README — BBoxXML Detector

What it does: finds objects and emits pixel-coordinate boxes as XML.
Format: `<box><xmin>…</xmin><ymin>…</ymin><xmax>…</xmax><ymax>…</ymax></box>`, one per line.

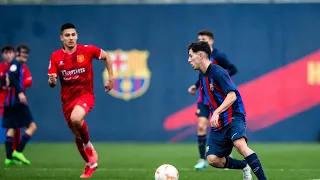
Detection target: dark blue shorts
<box><xmin>2</xmin><ymin>103</ymin><xmax>34</xmax><ymax>129</ymax></box>
<box><xmin>196</xmin><ymin>102</ymin><xmax>210</xmax><ymax>118</ymax></box>
<box><xmin>205</xmin><ymin>117</ymin><xmax>247</xmax><ymax>158</ymax></box>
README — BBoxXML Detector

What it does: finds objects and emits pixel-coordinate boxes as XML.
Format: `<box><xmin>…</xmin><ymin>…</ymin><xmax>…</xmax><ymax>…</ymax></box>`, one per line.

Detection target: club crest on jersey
<box><xmin>210</xmin><ymin>84</ymin><xmax>214</xmax><ymax>91</ymax></box>
<box><xmin>77</xmin><ymin>54</ymin><xmax>84</xmax><ymax>63</ymax></box>
<box><xmin>103</xmin><ymin>49</ymin><xmax>151</xmax><ymax>101</ymax></box>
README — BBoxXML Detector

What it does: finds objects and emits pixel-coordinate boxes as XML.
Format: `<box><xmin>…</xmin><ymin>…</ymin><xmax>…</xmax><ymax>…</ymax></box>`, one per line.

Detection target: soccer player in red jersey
<box><xmin>47</xmin><ymin>23</ymin><xmax>114</xmax><ymax>178</ymax></box>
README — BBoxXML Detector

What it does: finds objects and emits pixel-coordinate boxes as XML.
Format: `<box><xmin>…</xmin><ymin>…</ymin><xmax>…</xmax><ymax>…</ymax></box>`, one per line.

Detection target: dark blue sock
<box><xmin>16</xmin><ymin>133</ymin><xmax>31</xmax><ymax>153</ymax></box>
<box><xmin>224</xmin><ymin>156</ymin><xmax>247</xmax><ymax>169</ymax></box>
<box><xmin>5</xmin><ymin>136</ymin><xmax>13</xmax><ymax>159</ymax></box>
<box><xmin>245</xmin><ymin>153</ymin><xmax>267</xmax><ymax>180</ymax></box>
<box><xmin>197</xmin><ymin>135</ymin><xmax>206</xmax><ymax>159</ymax></box>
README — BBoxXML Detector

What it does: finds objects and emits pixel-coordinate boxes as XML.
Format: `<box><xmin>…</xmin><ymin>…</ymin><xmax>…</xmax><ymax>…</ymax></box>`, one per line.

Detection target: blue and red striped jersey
<box><xmin>1</xmin><ymin>59</ymin><xmax>24</xmax><ymax>106</ymax></box>
<box><xmin>196</xmin><ymin>48</ymin><xmax>237</xmax><ymax>105</ymax></box>
<box><xmin>200</xmin><ymin>63</ymin><xmax>246</xmax><ymax>131</ymax></box>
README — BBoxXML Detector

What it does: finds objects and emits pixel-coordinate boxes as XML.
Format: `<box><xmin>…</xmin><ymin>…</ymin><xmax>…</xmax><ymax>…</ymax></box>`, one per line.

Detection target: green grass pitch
<box><xmin>1</xmin><ymin>143</ymin><xmax>320</xmax><ymax>180</ymax></box>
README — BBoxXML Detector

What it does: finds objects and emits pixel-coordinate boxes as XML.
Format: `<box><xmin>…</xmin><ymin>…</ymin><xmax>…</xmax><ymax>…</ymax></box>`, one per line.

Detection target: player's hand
<box><xmin>48</xmin><ymin>74</ymin><xmax>57</xmax><ymax>86</ymax></box>
<box><xmin>104</xmin><ymin>77</ymin><xmax>114</xmax><ymax>92</ymax></box>
<box><xmin>18</xmin><ymin>92</ymin><xmax>27</xmax><ymax>104</ymax></box>
<box><xmin>210</xmin><ymin>111</ymin><xmax>219</xmax><ymax>127</ymax></box>
<box><xmin>188</xmin><ymin>85</ymin><xmax>197</xmax><ymax>95</ymax></box>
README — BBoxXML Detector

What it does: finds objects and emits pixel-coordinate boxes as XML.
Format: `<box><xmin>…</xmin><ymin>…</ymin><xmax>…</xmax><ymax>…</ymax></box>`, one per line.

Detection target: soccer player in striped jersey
<box><xmin>188</xmin><ymin>41</ymin><xmax>268</xmax><ymax>180</ymax></box>
<box><xmin>2</xmin><ymin>45</ymin><xmax>37</xmax><ymax>166</ymax></box>
<box><xmin>188</xmin><ymin>30</ymin><xmax>237</xmax><ymax>170</ymax></box>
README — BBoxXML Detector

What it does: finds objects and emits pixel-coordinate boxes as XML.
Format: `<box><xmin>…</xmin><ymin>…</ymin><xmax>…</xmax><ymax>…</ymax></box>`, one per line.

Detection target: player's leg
<box><xmin>64</xmin><ymin>104</ymin><xmax>97</xmax><ymax>178</ymax></box>
<box><xmin>194</xmin><ymin>103</ymin><xmax>210</xmax><ymax>170</ymax></box>
<box><xmin>231</xmin><ymin>118</ymin><xmax>267</xmax><ymax>180</ymax></box>
<box><xmin>13</xmin><ymin>122</ymin><xmax>37</xmax><ymax>165</ymax></box>
<box><xmin>10</xmin><ymin>104</ymin><xmax>36</xmax><ymax>164</ymax></box>
<box><xmin>206</xmin><ymin>127</ymin><xmax>248</xmax><ymax>169</ymax></box>
<box><xmin>4</xmin><ymin>128</ymin><xmax>16</xmax><ymax>165</ymax></box>
<box><xmin>12</xmin><ymin>105</ymin><xmax>37</xmax><ymax>165</ymax></box>
<box><xmin>69</xmin><ymin>123</ymin><xmax>97</xmax><ymax>179</ymax></box>
<box><xmin>12</xmin><ymin>128</ymin><xmax>21</xmax><ymax>150</ymax></box>
<box><xmin>6</xmin><ymin>127</ymin><xmax>19</xmax><ymax>150</ymax></box>
<box><xmin>70</xmin><ymin>105</ymin><xmax>97</xmax><ymax>161</ymax></box>
<box><xmin>69</xmin><ymin>99</ymin><xmax>97</xmax><ymax>178</ymax></box>
<box><xmin>67</xmin><ymin>121</ymin><xmax>90</xmax><ymax>164</ymax></box>
<box><xmin>3</xmin><ymin>106</ymin><xmax>22</xmax><ymax>165</ymax></box>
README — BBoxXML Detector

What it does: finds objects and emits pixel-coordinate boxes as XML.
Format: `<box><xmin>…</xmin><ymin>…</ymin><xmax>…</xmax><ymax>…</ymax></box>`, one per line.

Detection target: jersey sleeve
<box><xmin>86</xmin><ymin>45</ymin><xmax>102</xmax><ymax>60</ymax></box>
<box><xmin>48</xmin><ymin>53</ymin><xmax>58</xmax><ymax>76</ymax></box>
<box><xmin>215</xmin><ymin>53</ymin><xmax>238</xmax><ymax>76</ymax></box>
<box><xmin>213</xmin><ymin>67</ymin><xmax>237</xmax><ymax>96</ymax></box>
<box><xmin>8</xmin><ymin>62</ymin><xmax>22</xmax><ymax>93</ymax></box>
<box><xmin>23</xmin><ymin>65</ymin><xmax>33</xmax><ymax>87</ymax></box>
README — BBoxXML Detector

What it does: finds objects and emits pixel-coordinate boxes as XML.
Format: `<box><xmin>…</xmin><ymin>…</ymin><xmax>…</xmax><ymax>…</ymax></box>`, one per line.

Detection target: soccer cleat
<box><xmin>242</xmin><ymin>164</ymin><xmax>253</xmax><ymax>180</ymax></box>
<box><xmin>4</xmin><ymin>158</ymin><xmax>23</xmax><ymax>166</ymax></box>
<box><xmin>12</xmin><ymin>151</ymin><xmax>31</xmax><ymax>165</ymax></box>
<box><xmin>85</xmin><ymin>146</ymin><xmax>98</xmax><ymax>164</ymax></box>
<box><xmin>194</xmin><ymin>159</ymin><xmax>209</xmax><ymax>171</ymax></box>
<box><xmin>80</xmin><ymin>163</ymin><xmax>98</xmax><ymax>178</ymax></box>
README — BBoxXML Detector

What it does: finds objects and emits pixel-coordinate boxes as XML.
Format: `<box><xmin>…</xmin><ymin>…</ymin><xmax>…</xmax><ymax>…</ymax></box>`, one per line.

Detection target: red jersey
<box><xmin>22</xmin><ymin>64</ymin><xmax>33</xmax><ymax>92</ymax></box>
<box><xmin>0</xmin><ymin>62</ymin><xmax>10</xmax><ymax>110</ymax></box>
<box><xmin>48</xmin><ymin>44</ymin><xmax>102</xmax><ymax>104</ymax></box>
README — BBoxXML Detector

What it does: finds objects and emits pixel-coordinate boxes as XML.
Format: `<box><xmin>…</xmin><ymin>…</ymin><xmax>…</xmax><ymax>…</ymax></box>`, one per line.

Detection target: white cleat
<box><xmin>194</xmin><ymin>159</ymin><xmax>209</xmax><ymax>171</ymax></box>
<box><xmin>243</xmin><ymin>164</ymin><xmax>253</xmax><ymax>180</ymax></box>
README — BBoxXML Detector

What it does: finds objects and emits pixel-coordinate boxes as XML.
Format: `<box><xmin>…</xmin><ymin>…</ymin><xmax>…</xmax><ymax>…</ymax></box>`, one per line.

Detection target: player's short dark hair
<box><xmin>1</xmin><ymin>45</ymin><xmax>14</xmax><ymax>53</ymax></box>
<box><xmin>188</xmin><ymin>41</ymin><xmax>211</xmax><ymax>58</ymax></box>
<box><xmin>16</xmin><ymin>44</ymin><xmax>30</xmax><ymax>54</ymax></box>
<box><xmin>61</xmin><ymin>23</ymin><xmax>76</xmax><ymax>34</ymax></box>
<box><xmin>198</xmin><ymin>30</ymin><xmax>214</xmax><ymax>39</ymax></box>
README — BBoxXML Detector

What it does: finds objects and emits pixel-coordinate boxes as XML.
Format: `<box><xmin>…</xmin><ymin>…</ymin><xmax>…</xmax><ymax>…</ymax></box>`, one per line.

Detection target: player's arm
<box><xmin>194</xmin><ymin>75</ymin><xmax>200</xmax><ymax>89</ymax></box>
<box><xmin>88</xmin><ymin>45</ymin><xmax>114</xmax><ymax>81</ymax></box>
<box><xmin>215</xmin><ymin>53</ymin><xmax>238</xmax><ymax>76</ymax></box>
<box><xmin>48</xmin><ymin>54</ymin><xmax>58</xmax><ymax>88</ymax></box>
<box><xmin>88</xmin><ymin>44</ymin><xmax>114</xmax><ymax>91</ymax></box>
<box><xmin>8</xmin><ymin>63</ymin><xmax>22</xmax><ymax>93</ymax></box>
<box><xmin>188</xmin><ymin>74</ymin><xmax>200</xmax><ymax>95</ymax></box>
<box><xmin>212</xmin><ymin>68</ymin><xmax>237</xmax><ymax>114</ymax></box>
<box><xmin>23</xmin><ymin>65</ymin><xmax>33</xmax><ymax>87</ymax></box>
<box><xmin>100</xmin><ymin>50</ymin><xmax>114</xmax><ymax>81</ymax></box>
<box><xmin>8</xmin><ymin>64</ymin><xmax>27</xmax><ymax>103</ymax></box>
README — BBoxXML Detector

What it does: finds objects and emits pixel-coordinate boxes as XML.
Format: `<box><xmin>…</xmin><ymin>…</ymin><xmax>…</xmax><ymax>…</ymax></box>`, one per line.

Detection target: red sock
<box><xmin>13</xmin><ymin>128</ymin><xmax>21</xmax><ymax>150</ymax></box>
<box><xmin>77</xmin><ymin>120</ymin><xmax>90</xmax><ymax>144</ymax></box>
<box><xmin>75</xmin><ymin>138</ymin><xmax>89</xmax><ymax>163</ymax></box>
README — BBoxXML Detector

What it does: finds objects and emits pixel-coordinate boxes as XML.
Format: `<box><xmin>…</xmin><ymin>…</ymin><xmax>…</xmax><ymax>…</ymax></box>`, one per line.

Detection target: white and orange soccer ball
<box><xmin>155</xmin><ymin>164</ymin><xmax>179</xmax><ymax>180</ymax></box>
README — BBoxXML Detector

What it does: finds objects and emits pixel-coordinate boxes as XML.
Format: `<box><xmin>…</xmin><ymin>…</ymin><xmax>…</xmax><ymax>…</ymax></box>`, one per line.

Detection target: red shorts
<box><xmin>62</xmin><ymin>94</ymin><xmax>94</xmax><ymax>126</ymax></box>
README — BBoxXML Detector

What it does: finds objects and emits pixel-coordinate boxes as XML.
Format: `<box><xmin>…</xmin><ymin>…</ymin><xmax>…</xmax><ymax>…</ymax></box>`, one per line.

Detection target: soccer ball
<box><xmin>155</xmin><ymin>164</ymin><xmax>179</xmax><ymax>180</ymax></box>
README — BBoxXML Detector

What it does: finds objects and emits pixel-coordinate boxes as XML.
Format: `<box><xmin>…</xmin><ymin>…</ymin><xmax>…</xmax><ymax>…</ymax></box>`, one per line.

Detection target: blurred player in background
<box><xmin>188</xmin><ymin>41</ymin><xmax>268</xmax><ymax>180</ymax></box>
<box><xmin>188</xmin><ymin>30</ymin><xmax>238</xmax><ymax>170</ymax></box>
<box><xmin>0</xmin><ymin>45</ymin><xmax>21</xmax><ymax>151</ymax></box>
<box><xmin>2</xmin><ymin>45</ymin><xmax>37</xmax><ymax>166</ymax></box>
<box><xmin>48</xmin><ymin>23</ymin><xmax>114</xmax><ymax>178</ymax></box>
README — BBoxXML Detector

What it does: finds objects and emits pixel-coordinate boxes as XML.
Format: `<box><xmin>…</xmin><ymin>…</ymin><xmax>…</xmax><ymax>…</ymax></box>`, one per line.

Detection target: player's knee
<box><xmin>197</xmin><ymin>117</ymin><xmax>207</xmax><ymax>133</ymax></box>
<box><xmin>70</xmin><ymin>106</ymin><xmax>86</xmax><ymax>126</ymax></box>
<box><xmin>197</xmin><ymin>122</ymin><xmax>207</xmax><ymax>133</ymax></box>
<box><xmin>70</xmin><ymin>114</ymin><xmax>83</xmax><ymax>127</ymax></box>
<box><xmin>6</xmin><ymin>128</ymin><xmax>15</xmax><ymax>137</ymax></box>
<box><xmin>233</xmin><ymin>138</ymin><xmax>250</xmax><ymax>155</ymax></box>
<box><xmin>29</xmin><ymin>122</ymin><xmax>37</xmax><ymax>131</ymax></box>
<box><xmin>206</xmin><ymin>155</ymin><xmax>223</xmax><ymax>168</ymax></box>
<box><xmin>25</xmin><ymin>122</ymin><xmax>37</xmax><ymax>135</ymax></box>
